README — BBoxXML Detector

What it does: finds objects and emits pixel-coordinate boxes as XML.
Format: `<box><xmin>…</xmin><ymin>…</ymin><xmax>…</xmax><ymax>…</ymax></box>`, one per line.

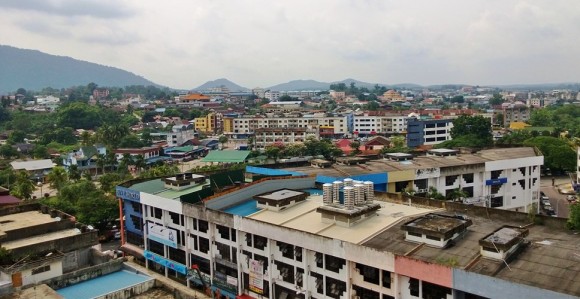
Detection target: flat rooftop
<box><xmin>248</xmin><ymin>194</ymin><xmax>435</xmax><ymax>244</ymax></box>
<box><xmin>257</xmin><ymin>189</ymin><xmax>304</xmax><ymax>201</ymax></box>
<box><xmin>283</xmin><ymin>147</ymin><xmax>539</xmax><ymax>176</ymax></box>
<box><xmin>2</xmin><ymin>228</ymin><xmax>81</xmax><ymax>250</ymax></box>
<box><xmin>363</xmin><ymin>212</ymin><xmax>580</xmax><ymax>296</ymax></box>
<box><xmin>0</xmin><ymin>210</ymin><xmax>57</xmax><ymax>233</ymax></box>
<box><xmin>129</xmin><ymin>178</ymin><xmax>210</xmax><ymax>200</ymax></box>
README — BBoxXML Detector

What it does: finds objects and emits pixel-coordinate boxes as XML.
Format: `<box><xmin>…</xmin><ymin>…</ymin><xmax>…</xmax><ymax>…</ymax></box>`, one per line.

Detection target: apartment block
<box><xmin>353</xmin><ymin>114</ymin><xmax>409</xmax><ymax>136</ymax></box>
<box><xmin>406</xmin><ymin>118</ymin><xmax>453</xmax><ymax>147</ymax></box>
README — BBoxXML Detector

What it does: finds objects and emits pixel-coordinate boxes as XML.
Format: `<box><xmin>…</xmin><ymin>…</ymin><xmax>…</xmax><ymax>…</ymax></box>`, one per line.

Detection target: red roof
<box><xmin>0</xmin><ymin>195</ymin><xmax>21</xmax><ymax>205</ymax></box>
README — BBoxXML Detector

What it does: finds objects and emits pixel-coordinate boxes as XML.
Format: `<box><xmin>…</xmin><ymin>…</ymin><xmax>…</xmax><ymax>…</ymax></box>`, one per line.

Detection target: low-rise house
<box><xmin>10</xmin><ymin>159</ymin><xmax>55</xmax><ymax>183</ymax></box>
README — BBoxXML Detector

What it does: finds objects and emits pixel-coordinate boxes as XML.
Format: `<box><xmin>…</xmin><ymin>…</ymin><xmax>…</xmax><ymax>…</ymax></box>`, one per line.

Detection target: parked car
<box><xmin>541</xmin><ymin>199</ymin><xmax>550</xmax><ymax>206</ymax></box>
<box><xmin>567</xmin><ymin>195</ymin><xmax>577</xmax><ymax>202</ymax></box>
<box><xmin>540</xmin><ymin>192</ymin><xmax>549</xmax><ymax>200</ymax></box>
<box><xmin>546</xmin><ymin>210</ymin><xmax>556</xmax><ymax>217</ymax></box>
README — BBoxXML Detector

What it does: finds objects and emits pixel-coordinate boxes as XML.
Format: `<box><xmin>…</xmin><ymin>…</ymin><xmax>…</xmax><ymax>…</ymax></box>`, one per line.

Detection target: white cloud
<box><xmin>1</xmin><ymin>0</ymin><xmax>580</xmax><ymax>89</ymax></box>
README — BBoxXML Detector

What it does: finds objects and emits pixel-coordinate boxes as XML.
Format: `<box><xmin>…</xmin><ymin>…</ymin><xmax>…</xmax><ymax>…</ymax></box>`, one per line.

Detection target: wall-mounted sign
<box><xmin>485</xmin><ymin>177</ymin><xmax>507</xmax><ymax>186</ymax></box>
<box><xmin>144</xmin><ymin>250</ymin><xmax>187</xmax><ymax>274</ymax></box>
<box><xmin>249</xmin><ymin>259</ymin><xmax>264</xmax><ymax>294</ymax></box>
<box><xmin>147</xmin><ymin>223</ymin><xmax>178</xmax><ymax>248</ymax></box>
<box><xmin>116</xmin><ymin>186</ymin><xmax>140</xmax><ymax>201</ymax></box>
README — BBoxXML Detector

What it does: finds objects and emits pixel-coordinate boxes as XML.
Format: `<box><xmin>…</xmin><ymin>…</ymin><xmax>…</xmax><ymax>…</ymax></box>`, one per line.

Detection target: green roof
<box><xmin>202</xmin><ymin>150</ymin><xmax>250</xmax><ymax>163</ymax></box>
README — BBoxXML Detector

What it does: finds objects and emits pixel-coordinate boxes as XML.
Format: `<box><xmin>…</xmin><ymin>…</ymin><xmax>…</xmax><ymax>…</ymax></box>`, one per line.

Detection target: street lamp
<box><xmin>37</xmin><ymin>180</ymin><xmax>43</xmax><ymax>197</ymax></box>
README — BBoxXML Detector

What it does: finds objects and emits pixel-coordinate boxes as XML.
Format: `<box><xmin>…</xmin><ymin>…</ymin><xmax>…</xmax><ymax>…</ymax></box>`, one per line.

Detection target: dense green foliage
<box><xmin>522</xmin><ymin>137</ymin><xmax>576</xmax><ymax>171</ymax></box>
<box><xmin>436</xmin><ymin>115</ymin><xmax>493</xmax><ymax>148</ymax></box>
<box><xmin>529</xmin><ymin>105</ymin><xmax>580</xmax><ymax>137</ymax></box>
<box><xmin>568</xmin><ymin>203</ymin><xmax>580</xmax><ymax>230</ymax></box>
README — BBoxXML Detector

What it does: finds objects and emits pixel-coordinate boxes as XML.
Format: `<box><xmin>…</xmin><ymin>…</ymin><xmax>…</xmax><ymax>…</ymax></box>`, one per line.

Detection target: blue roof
<box><xmin>246</xmin><ymin>166</ymin><xmax>304</xmax><ymax>176</ymax></box>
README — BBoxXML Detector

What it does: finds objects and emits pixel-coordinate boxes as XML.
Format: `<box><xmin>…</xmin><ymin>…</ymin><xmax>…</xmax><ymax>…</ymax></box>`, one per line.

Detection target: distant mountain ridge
<box><xmin>0</xmin><ymin>45</ymin><xmax>159</xmax><ymax>93</ymax></box>
<box><xmin>193</xmin><ymin>78</ymin><xmax>249</xmax><ymax>92</ymax></box>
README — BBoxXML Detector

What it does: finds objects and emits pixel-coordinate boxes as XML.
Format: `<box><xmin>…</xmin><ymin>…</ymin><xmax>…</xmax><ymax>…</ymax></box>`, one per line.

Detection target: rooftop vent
<box><xmin>479</xmin><ymin>225</ymin><xmax>529</xmax><ymax>261</ymax></box>
<box><xmin>163</xmin><ymin>173</ymin><xmax>206</xmax><ymax>191</ymax></box>
<box><xmin>385</xmin><ymin>153</ymin><xmax>414</xmax><ymax>161</ymax></box>
<box><xmin>255</xmin><ymin>189</ymin><xmax>308</xmax><ymax>212</ymax></box>
<box><xmin>427</xmin><ymin>149</ymin><xmax>459</xmax><ymax>157</ymax></box>
<box><xmin>401</xmin><ymin>214</ymin><xmax>473</xmax><ymax>248</ymax></box>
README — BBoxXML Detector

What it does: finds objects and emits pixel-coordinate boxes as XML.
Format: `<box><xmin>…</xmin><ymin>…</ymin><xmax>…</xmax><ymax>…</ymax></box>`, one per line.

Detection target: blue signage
<box><xmin>116</xmin><ymin>186</ymin><xmax>140</xmax><ymax>201</ymax></box>
<box><xmin>486</xmin><ymin>177</ymin><xmax>508</xmax><ymax>186</ymax></box>
<box><xmin>144</xmin><ymin>250</ymin><xmax>187</xmax><ymax>274</ymax></box>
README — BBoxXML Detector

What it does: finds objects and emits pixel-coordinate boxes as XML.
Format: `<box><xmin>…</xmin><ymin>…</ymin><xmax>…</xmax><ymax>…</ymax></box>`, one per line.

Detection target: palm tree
<box><xmin>448</xmin><ymin>188</ymin><xmax>468</xmax><ymax>202</ymax></box>
<box><xmin>96</xmin><ymin>153</ymin><xmax>106</xmax><ymax>175</ymax></box>
<box><xmin>80</xmin><ymin>131</ymin><xmax>92</xmax><ymax>146</ymax></box>
<box><xmin>68</xmin><ymin>164</ymin><xmax>81</xmax><ymax>181</ymax></box>
<box><xmin>47</xmin><ymin>166</ymin><xmax>68</xmax><ymax>193</ymax></box>
<box><xmin>10</xmin><ymin>171</ymin><xmax>35</xmax><ymax>200</ymax></box>
<box><xmin>218</xmin><ymin>135</ymin><xmax>228</xmax><ymax>149</ymax></box>
<box><xmin>134</xmin><ymin>154</ymin><xmax>146</xmax><ymax>175</ymax></box>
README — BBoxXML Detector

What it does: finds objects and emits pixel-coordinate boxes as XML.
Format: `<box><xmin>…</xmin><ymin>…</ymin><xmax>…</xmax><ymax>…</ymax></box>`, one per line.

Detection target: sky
<box><xmin>1</xmin><ymin>0</ymin><xmax>580</xmax><ymax>89</ymax></box>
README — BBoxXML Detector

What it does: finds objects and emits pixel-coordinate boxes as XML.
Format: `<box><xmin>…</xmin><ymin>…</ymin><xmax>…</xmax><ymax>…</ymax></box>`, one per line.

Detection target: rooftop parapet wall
<box><xmin>9</xmin><ymin>230</ymin><xmax>99</xmax><ymax>256</ymax></box>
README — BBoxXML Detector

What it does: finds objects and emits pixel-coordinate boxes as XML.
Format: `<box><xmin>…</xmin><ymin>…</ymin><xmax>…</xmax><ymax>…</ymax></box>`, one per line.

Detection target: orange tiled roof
<box><xmin>182</xmin><ymin>93</ymin><xmax>210</xmax><ymax>101</ymax></box>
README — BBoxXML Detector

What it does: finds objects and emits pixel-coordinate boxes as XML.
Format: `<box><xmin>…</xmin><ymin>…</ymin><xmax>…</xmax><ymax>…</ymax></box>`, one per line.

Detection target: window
<box><xmin>151</xmin><ymin>207</ymin><xmax>162</xmax><ymax>219</ymax></box>
<box><xmin>169</xmin><ymin>212</ymin><xmax>180</xmax><ymax>225</ymax></box>
<box><xmin>382</xmin><ymin>270</ymin><xmax>391</xmax><ymax>289</ymax></box>
<box><xmin>216</xmin><ymin>225</ymin><xmax>230</xmax><ymax>240</ymax></box>
<box><xmin>325</xmin><ymin>255</ymin><xmax>346</xmax><ymax>273</ymax></box>
<box><xmin>426</xmin><ymin>235</ymin><xmax>440</xmax><ymax>241</ymax></box>
<box><xmin>462</xmin><ymin>173</ymin><xmax>474</xmax><ymax>184</ymax></box>
<box><xmin>422</xmin><ymin>281</ymin><xmax>452</xmax><ymax>299</ymax></box>
<box><xmin>245</xmin><ymin>233</ymin><xmax>252</xmax><ymax>247</ymax></box>
<box><xmin>253</xmin><ymin>235</ymin><xmax>267</xmax><ymax>250</ymax></box>
<box><xmin>198</xmin><ymin>220</ymin><xmax>208</xmax><ymax>233</ymax></box>
<box><xmin>490</xmin><ymin>196</ymin><xmax>503</xmax><ymax>208</ymax></box>
<box><xmin>355</xmin><ymin>263</ymin><xmax>380</xmax><ymax>285</ymax></box>
<box><xmin>409</xmin><ymin>278</ymin><xmax>419</xmax><ymax>297</ymax></box>
<box><xmin>199</xmin><ymin>237</ymin><xmax>210</xmax><ymax>254</ymax></box>
<box><xmin>31</xmin><ymin>265</ymin><xmax>51</xmax><ymax>275</ymax></box>
<box><xmin>445</xmin><ymin>175</ymin><xmax>458</xmax><ymax>186</ymax></box>
<box><xmin>407</xmin><ymin>231</ymin><xmax>422</xmax><ymax>237</ymax></box>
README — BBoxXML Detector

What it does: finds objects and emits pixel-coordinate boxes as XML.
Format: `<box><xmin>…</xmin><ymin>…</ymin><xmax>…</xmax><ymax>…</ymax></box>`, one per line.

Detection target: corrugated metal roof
<box><xmin>202</xmin><ymin>151</ymin><xmax>250</xmax><ymax>163</ymax></box>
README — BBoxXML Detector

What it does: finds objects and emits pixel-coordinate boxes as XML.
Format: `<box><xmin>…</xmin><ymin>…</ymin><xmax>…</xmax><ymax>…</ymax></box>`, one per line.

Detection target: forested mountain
<box><xmin>0</xmin><ymin>45</ymin><xmax>159</xmax><ymax>93</ymax></box>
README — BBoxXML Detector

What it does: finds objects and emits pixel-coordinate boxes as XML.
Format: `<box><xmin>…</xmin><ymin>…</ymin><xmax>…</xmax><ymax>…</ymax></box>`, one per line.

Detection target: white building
<box><xmin>264</xmin><ymin>91</ymin><xmax>281</xmax><ymax>101</ymax></box>
<box><xmin>253</xmin><ymin>127</ymin><xmax>319</xmax><ymax>149</ymax></box>
<box><xmin>353</xmin><ymin>114</ymin><xmax>409</xmax><ymax>135</ymax></box>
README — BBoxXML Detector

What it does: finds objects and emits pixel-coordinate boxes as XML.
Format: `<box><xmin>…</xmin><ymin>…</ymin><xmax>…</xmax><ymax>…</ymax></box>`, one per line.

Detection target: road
<box><xmin>539</xmin><ymin>176</ymin><xmax>573</xmax><ymax>218</ymax></box>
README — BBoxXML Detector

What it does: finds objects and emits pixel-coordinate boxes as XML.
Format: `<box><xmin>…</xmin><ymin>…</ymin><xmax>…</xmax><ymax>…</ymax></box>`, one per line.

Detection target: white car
<box><xmin>567</xmin><ymin>195</ymin><xmax>577</xmax><ymax>203</ymax></box>
<box><xmin>542</xmin><ymin>200</ymin><xmax>551</xmax><ymax>207</ymax></box>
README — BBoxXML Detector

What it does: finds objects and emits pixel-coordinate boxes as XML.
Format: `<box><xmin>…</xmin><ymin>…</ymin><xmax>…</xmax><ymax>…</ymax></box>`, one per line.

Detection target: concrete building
<box><xmin>262</xmin><ymin>101</ymin><xmax>302</xmax><ymax>113</ymax></box>
<box><xmin>0</xmin><ymin>203</ymin><xmax>99</xmax><ymax>291</ymax></box>
<box><xmin>406</xmin><ymin>118</ymin><xmax>453</xmax><ymax>147</ymax></box>
<box><xmin>194</xmin><ymin>113</ymin><xmax>224</xmax><ymax>134</ymax></box>
<box><xmin>252</xmin><ymin>88</ymin><xmax>266</xmax><ymax>99</ymax></box>
<box><xmin>502</xmin><ymin>104</ymin><xmax>530</xmax><ymax>127</ymax></box>
<box><xmin>223</xmin><ymin>114</ymin><xmax>351</xmax><ymax>140</ymax></box>
<box><xmin>117</xmin><ymin>165</ymin><xmax>577</xmax><ymax>299</ymax></box>
<box><xmin>254</xmin><ymin>127</ymin><xmax>319</xmax><ymax>149</ymax></box>
<box><xmin>353</xmin><ymin>114</ymin><xmax>409</xmax><ymax>136</ymax></box>
<box><xmin>265</xmin><ymin>91</ymin><xmax>281</xmax><ymax>101</ymax></box>
<box><xmin>287</xmin><ymin>147</ymin><xmax>543</xmax><ymax>213</ymax></box>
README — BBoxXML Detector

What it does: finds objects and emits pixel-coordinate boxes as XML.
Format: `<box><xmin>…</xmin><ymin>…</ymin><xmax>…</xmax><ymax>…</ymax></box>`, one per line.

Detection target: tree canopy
<box><xmin>437</xmin><ymin>115</ymin><xmax>493</xmax><ymax>148</ymax></box>
<box><xmin>523</xmin><ymin>136</ymin><xmax>576</xmax><ymax>171</ymax></box>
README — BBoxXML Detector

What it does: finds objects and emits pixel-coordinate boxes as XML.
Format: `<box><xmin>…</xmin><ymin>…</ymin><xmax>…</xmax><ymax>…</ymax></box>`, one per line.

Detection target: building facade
<box><xmin>117</xmin><ymin>169</ymin><xmax>576</xmax><ymax>299</ymax></box>
<box><xmin>406</xmin><ymin>118</ymin><xmax>453</xmax><ymax>147</ymax></box>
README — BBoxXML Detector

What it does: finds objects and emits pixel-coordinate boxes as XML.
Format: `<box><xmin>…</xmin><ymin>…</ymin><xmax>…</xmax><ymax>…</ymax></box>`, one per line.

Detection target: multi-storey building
<box><xmin>406</xmin><ymin>118</ymin><xmax>453</xmax><ymax>147</ymax></box>
<box><xmin>252</xmin><ymin>88</ymin><xmax>266</xmax><ymax>99</ymax></box>
<box><xmin>253</xmin><ymin>127</ymin><xmax>319</xmax><ymax>149</ymax></box>
<box><xmin>502</xmin><ymin>104</ymin><xmax>530</xmax><ymax>127</ymax></box>
<box><xmin>117</xmin><ymin>155</ymin><xmax>576</xmax><ymax>299</ymax></box>
<box><xmin>223</xmin><ymin>114</ymin><xmax>352</xmax><ymax>140</ymax></box>
<box><xmin>194</xmin><ymin>113</ymin><xmax>223</xmax><ymax>134</ymax></box>
<box><xmin>264</xmin><ymin>91</ymin><xmax>281</xmax><ymax>101</ymax></box>
<box><xmin>288</xmin><ymin>147</ymin><xmax>543</xmax><ymax>212</ymax></box>
<box><xmin>353</xmin><ymin>114</ymin><xmax>409</xmax><ymax>136</ymax></box>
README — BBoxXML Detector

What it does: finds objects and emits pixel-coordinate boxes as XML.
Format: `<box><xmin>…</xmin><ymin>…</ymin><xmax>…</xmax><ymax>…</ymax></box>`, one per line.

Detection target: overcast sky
<box><xmin>1</xmin><ymin>0</ymin><xmax>579</xmax><ymax>89</ymax></box>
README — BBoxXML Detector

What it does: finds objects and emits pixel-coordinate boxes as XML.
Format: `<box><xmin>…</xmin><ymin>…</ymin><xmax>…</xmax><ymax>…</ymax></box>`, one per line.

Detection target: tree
<box><xmin>488</xmin><ymin>93</ymin><xmax>504</xmax><ymax>106</ymax></box>
<box><xmin>265</xmin><ymin>145</ymin><xmax>281</xmax><ymax>159</ymax></box>
<box><xmin>32</xmin><ymin>144</ymin><xmax>49</xmax><ymax>159</ymax></box>
<box><xmin>568</xmin><ymin>203</ymin><xmax>580</xmax><ymax>230</ymax></box>
<box><xmin>68</xmin><ymin>165</ymin><xmax>81</xmax><ymax>181</ymax></box>
<box><xmin>278</xmin><ymin>95</ymin><xmax>294</xmax><ymax>102</ymax></box>
<box><xmin>99</xmin><ymin>173</ymin><xmax>129</xmax><ymax>194</ymax></box>
<box><xmin>0</xmin><ymin>144</ymin><xmax>19</xmax><ymax>158</ymax></box>
<box><xmin>523</xmin><ymin>137</ymin><xmax>576</xmax><ymax>171</ymax></box>
<box><xmin>349</xmin><ymin>141</ymin><xmax>361</xmax><ymax>156</ymax></box>
<box><xmin>390</xmin><ymin>135</ymin><xmax>406</xmax><ymax>148</ymax></box>
<box><xmin>80</xmin><ymin>131</ymin><xmax>93</xmax><ymax>146</ymax></box>
<box><xmin>117</xmin><ymin>134</ymin><xmax>145</xmax><ymax>148</ymax></box>
<box><xmin>47</xmin><ymin>166</ymin><xmax>69</xmax><ymax>192</ymax></box>
<box><xmin>134</xmin><ymin>154</ymin><xmax>146</xmax><ymax>175</ymax></box>
<box><xmin>448</xmin><ymin>188</ymin><xmax>468</xmax><ymax>202</ymax></box>
<box><xmin>218</xmin><ymin>135</ymin><xmax>229</xmax><ymax>149</ymax></box>
<box><xmin>10</xmin><ymin>171</ymin><xmax>35</xmax><ymax>200</ymax></box>
<box><xmin>448</xmin><ymin>115</ymin><xmax>493</xmax><ymax>147</ymax></box>
<box><xmin>450</xmin><ymin>95</ymin><xmax>465</xmax><ymax>103</ymax></box>
<box><xmin>8</xmin><ymin>130</ymin><xmax>26</xmax><ymax>144</ymax></box>
<box><xmin>529</xmin><ymin>109</ymin><xmax>552</xmax><ymax>127</ymax></box>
